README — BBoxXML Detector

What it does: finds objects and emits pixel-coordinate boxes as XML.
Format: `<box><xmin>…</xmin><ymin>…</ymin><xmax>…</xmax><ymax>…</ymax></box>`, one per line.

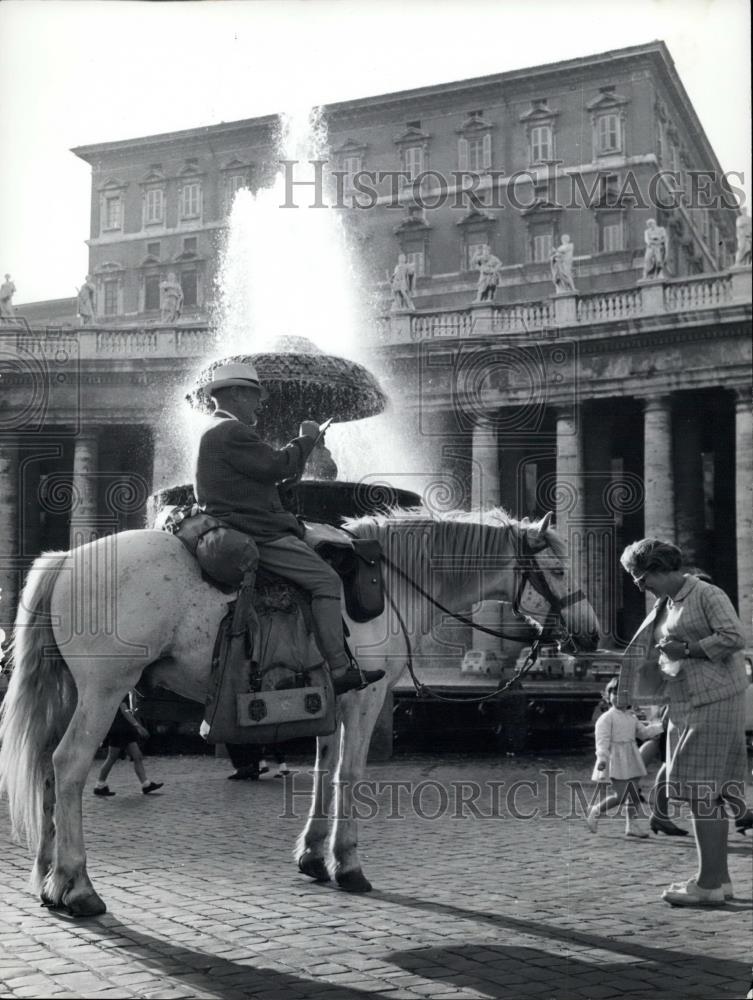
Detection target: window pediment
<box><xmin>456</xmin><ymin>207</ymin><xmax>496</xmax><ymax>228</ymax></box>
<box><xmin>457</xmin><ymin>112</ymin><xmax>495</xmax><ymax>136</ymax></box>
<box><xmin>140</xmin><ymin>164</ymin><xmax>165</xmax><ymax>186</ymax></box>
<box><xmin>94</xmin><ymin>261</ymin><xmax>124</xmax><ymax>274</ymax></box>
<box><xmin>140</xmin><ymin>255</ymin><xmax>160</xmax><ymax>267</ymax></box>
<box><xmin>332</xmin><ymin>138</ymin><xmax>368</xmax><ymax>157</ymax></box>
<box><xmin>394</xmin><ymin>124</ymin><xmax>431</xmax><ymax>147</ymax></box>
<box><xmin>586</xmin><ymin>86</ymin><xmax>630</xmax><ymax>112</ymax></box>
<box><xmin>521</xmin><ymin>198</ymin><xmax>562</xmax><ymax>218</ymax></box>
<box><xmin>97</xmin><ymin>178</ymin><xmax>127</xmax><ymax>192</ymax></box>
<box><xmin>179</xmin><ymin>159</ymin><xmax>203</xmax><ymax>178</ymax></box>
<box><xmin>222</xmin><ymin>157</ymin><xmax>252</xmax><ymax>172</ymax></box>
<box><xmin>394</xmin><ymin>205</ymin><xmax>431</xmax><ymax>235</ymax></box>
<box><xmin>519</xmin><ymin>99</ymin><xmax>559</xmax><ymax>124</ymax></box>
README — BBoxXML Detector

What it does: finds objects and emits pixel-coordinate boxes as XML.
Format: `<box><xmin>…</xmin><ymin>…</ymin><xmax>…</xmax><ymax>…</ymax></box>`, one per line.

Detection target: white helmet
<box><xmin>201</xmin><ymin>361</ymin><xmax>267</xmax><ymax>399</ymax></box>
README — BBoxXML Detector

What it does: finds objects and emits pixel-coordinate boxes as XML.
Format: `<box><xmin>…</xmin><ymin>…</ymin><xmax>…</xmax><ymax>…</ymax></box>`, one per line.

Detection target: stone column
<box><xmin>643</xmin><ymin>396</ymin><xmax>675</xmax><ymax>612</ymax></box>
<box><xmin>471</xmin><ymin>416</ymin><xmax>501</xmax><ymax>661</ymax></box>
<box><xmin>152</xmin><ymin>422</ymin><xmax>189</xmax><ymax>496</ymax></box>
<box><xmin>735</xmin><ymin>388</ymin><xmax>753</xmax><ymax>643</ymax></box>
<box><xmin>69</xmin><ymin>430</ymin><xmax>101</xmax><ymax>548</ymax></box>
<box><xmin>0</xmin><ymin>441</ymin><xmax>18</xmax><ymax>632</ymax></box>
<box><xmin>673</xmin><ymin>395</ymin><xmax>706</xmax><ymax>570</ymax></box>
<box><xmin>555</xmin><ymin>405</ymin><xmax>585</xmax><ymax>581</ymax></box>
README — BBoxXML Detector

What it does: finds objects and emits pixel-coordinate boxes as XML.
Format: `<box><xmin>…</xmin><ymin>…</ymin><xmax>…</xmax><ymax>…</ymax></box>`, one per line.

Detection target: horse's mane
<box><xmin>342</xmin><ymin>506</ymin><xmax>556</xmax><ymax>592</ymax></box>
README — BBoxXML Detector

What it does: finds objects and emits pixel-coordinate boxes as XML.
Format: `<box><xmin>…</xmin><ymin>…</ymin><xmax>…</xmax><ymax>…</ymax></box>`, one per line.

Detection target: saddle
<box><xmin>157</xmin><ymin>505</ymin><xmax>384</xmax><ymax>745</ymax></box>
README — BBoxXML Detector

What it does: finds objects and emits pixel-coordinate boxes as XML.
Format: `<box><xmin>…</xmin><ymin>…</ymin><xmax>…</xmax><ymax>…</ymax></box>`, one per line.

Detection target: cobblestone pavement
<box><xmin>1</xmin><ymin>751</ymin><xmax>751</xmax><ymax>999</ymax></box>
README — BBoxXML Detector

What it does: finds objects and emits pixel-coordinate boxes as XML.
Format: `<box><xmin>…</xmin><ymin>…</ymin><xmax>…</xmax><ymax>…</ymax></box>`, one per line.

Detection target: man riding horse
<box><xmin>193</xmin><ymin>361</ymin><xmax>385</xmax><ymax>697</ymax></box>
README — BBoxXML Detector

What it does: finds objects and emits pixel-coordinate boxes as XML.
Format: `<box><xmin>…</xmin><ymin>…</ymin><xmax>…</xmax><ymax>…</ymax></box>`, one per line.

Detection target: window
<box><xmin>144</xmin><ymin>274</ymin><xmax>160</xmax><ymax>311</ymax></box>
<box><xmin>600</xmin><ymin>220</ymin><xmax>623</xmax><ymax>252</ymax></box>
<box><xmin>144</xmin><ymin>188</ymin><xmax>164</xmax><ymax>225</ymax></box>
<box><xmin>404</xmin><ymin>146</ymin><xmax>424</xmax><ymax>181</ymax></box>
<box><xmin>180</xmin><ymin>270</ymin><xmax>198</xmax><ymax>307</ymax></box>
<box><xmin>146</xmin><ymin>242</ymin><xmax>161</xmax><ymax>258</ymax></box>
<box><xmin>228</xmin><ymin>173</ymin><xmax>247</xmax><ymax>197</ymax></box>
<box><xmin>530</xmin><ymin>125</ymin><xmax>552</xmax><ymax>163</ymax></box>
<box><xmin>104</xmin><ymin>196</ymin><xmax>121</xmax><ymax>231</ymax></box>
<box><xmin>404</xmin><ymin>250</ymin><xmax>425</xmax><ymax>277</ymax></box>
<box><xmin>342</xmin><ymin>155</ymin><xmax>361</xmax><ymax>188</ymax></box>
<box><xmin>597</xmin><ymin>114</ymin><xmax>621</xmax><ymax>154</ymax></box>
<box><xmin>103</xmin><ymin>280</ymin><xmax>119</xmax><ymax>316</ymax></box>
<box><xmin>183</xmin><ymin>236</ymin><xmax>197</xmax><ymax>254</ymax></box>
<box><xmin>531</xmin><ymin>232</ymin><xmax>553</xmax><ymax>263</ymax></box>
<box><xmin>465</xmin><ymin>241</ymin><xmax>488</xmax><ymax>270</ymax></box>
<box><xmin>180</xmin><ymin>182</ymin><xmax>201</xmax><ymax>220</ymax></box>
<box><xmin>598</xmin><ymin>174</ymin><xmax>620</xmax><ymax>207</ymax></box>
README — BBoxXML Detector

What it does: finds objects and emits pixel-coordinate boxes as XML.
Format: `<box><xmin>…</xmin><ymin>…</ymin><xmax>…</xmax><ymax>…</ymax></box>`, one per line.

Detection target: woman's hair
<box><xmin>620</xmin><ymin>538</ymin><xmax>683</xmax><ymax>576</ymax></box>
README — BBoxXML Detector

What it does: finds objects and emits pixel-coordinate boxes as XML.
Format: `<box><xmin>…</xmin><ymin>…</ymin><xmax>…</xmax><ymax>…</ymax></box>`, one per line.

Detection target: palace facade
<box><xmin>3</xmin><ymin>41</ymin><xmax>751</xmax><ymax>653</ymax></box>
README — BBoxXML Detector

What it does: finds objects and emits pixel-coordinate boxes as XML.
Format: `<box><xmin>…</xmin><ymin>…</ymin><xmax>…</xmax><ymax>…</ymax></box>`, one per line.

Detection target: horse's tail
<box><xmin>0</xmin><ymin>551</ymin><xmax>75</xmax><ymax>850</ymax></box>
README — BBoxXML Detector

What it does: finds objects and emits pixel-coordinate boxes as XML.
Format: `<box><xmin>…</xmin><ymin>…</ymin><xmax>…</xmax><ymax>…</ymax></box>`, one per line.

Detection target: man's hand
<box><xmin>596</xmin><ymin>761</ymin><xmax>607</xmax><ymax>771</ymax></box>
<box><xmin>300</xmin><ymin>420</ymin><xmax>320</xmax><ymax>440</ymax></box>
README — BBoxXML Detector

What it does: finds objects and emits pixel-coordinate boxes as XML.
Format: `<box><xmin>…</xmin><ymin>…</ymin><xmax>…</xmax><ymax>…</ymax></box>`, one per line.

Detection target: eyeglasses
<box><xmin>631</xmin><ymin>570</ymin><xmax>649</xmax><ymax>588</ymax></box>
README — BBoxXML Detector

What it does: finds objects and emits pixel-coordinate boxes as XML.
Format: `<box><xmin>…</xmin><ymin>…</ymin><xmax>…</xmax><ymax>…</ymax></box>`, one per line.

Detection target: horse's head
<box><xmin>519</xmin><ymin>512</ymin><xmax>601</xmax><ymax>654</ymax></box>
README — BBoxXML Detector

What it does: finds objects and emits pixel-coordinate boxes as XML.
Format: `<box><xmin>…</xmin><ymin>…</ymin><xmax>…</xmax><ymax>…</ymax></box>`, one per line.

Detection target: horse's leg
<box><xmin>44</xmin><ymin>681</ymin><xmax>133</xmax><ymax>916</ymax></box>
<box><xmin>31</xmin><ymin>754</ymin><xmax>56</xmax><ymax>894</ymax></box>
<box><xmin>295</xmin><ymin>727</ymin><xmax>341</xmax><ymax>883</ymax></box>
<box><xmin>331</xmin><ymin>683</ymin><xmax>389</xmax><ymax>893</ymax></box>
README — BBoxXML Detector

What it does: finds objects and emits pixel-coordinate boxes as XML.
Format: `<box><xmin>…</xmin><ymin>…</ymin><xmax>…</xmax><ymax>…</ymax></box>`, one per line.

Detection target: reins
<box><xmin>379</xmin><ymin>545</ymin><xmax>560</xmax><ymax>705</ymax></box>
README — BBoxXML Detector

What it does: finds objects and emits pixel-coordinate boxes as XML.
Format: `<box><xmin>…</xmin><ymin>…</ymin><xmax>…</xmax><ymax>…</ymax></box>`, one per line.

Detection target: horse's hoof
<box><xmin>298</xmin><ymin>852</ymin><xmax>331</xmax><ymax>883</ymax></box>
<box><xmin>40</xmin><ymin>894</ymin><xmax>64</xmax><ymax>911</ymax></box>
<box><xmin>64</xmin><ymin>891</ymin><xmax>107</xmax><ymax>918</ymax></box>
<box><xmin>335</xmin><ymin>869</ymin><xmax>372</xmax><ymax>893</ymax></box>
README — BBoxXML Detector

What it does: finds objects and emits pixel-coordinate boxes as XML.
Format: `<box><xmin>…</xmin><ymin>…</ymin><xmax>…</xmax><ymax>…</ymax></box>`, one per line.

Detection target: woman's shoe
<box><xmin>93</xmin><ymin>785</ymin><xmax>115</xmax><ymax>797</ymax></box>
<box><xmin>661</xmin><ymin>879</ymin><xmax>725</xmax><ymax>907</ymax></box>
<box><xmin>669</xmin><ymin>876</ymin><xmax>733</xmax><ymax>900</ymax></box>
<box><xmin>650</xmin><ymin>815</ymin><xmax>689</xmax><ymax>837</ymax></box>
<box><xmin>735</xmin><ymin>813</ymin><xmax>753</xmax><ymax>835</ymax></box>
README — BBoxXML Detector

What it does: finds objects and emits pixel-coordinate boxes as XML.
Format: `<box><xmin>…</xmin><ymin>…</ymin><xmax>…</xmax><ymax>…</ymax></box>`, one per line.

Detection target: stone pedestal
<box><xmin>469</xmin><ymin>302</ymin><xmax>495</xmax><ymax>338</ymax></box>
<box><xmin>552</xmin><ymin>292</ymin><xmax>577</xmax><ymax>327</ymax></box>
<box><xmin>735</xmin><ymin>388</ymin><xmax>753</xmax><ymax>643</ymax></box>
<box><xmin>637</xmin><ymin>279</ymin><xmax>665</xmax><ymax>315</ymax></box>
<box><xmin>0</xmin><ymin>441</ymin><xmax>18</xmax><ymax>630</ymax></box>
<box><xmin>729</xmin><ymin>264</ymin><xmax>752</xmax><ymax>304</ymax></box>
<box><xmin>69</xmin><ymin>430</ymin><xmax>101</xmax><ymax>548</ymax></box>
<box><xmin>388</xmin><ymin>310</ymin><xmax>413</xmax><ymax>344</ymax></box>
<box><xmin>643</xmin><ymin>396</ymin><xmax>675</xmax><ymax>611</ymax></box>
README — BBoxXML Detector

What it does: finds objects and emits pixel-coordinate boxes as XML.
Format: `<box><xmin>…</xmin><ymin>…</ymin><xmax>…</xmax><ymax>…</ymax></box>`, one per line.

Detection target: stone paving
<box><xmin>1</xmin><ymin>751</ymin><xmax>751</xmax><ymax>999</ymax></box>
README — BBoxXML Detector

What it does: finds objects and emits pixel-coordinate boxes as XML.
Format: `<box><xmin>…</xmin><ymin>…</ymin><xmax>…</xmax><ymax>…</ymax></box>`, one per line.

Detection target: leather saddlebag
<box><xmin>173</xmin><ymin>510</ymin><xmax>259</xmax><ymax>587</ymax></box>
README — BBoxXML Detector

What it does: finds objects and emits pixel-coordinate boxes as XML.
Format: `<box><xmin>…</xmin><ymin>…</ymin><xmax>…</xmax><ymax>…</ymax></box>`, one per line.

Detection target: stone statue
<box><xmin>549</xmin><ymin>235</ymin><xmax>576</xmax><ymax>293</ymax></box>
<box><xmin>160</xmin><ymin>272</ymin><xmax>183</xmax><ymax>323</ymax></box>
<box><xmin>641</xmin><ymin>218</ymin><xmax>668</xmax><ymax>281</ymax></box>
<box><xmin>472</xmin><ymin>245</ymin><xmax>503</xmax><ymax>302</ymax></box>
<box><xmin>734</xmin><ymin>207</ymin><xmax>752</xmax><ymax>267</ymax></box>
<box><xmin>390</xmin><ymin>253</ymin><xmax>415</xmax><ymax>312</ymax></box>
<box><xmin>0</xmin><ymin>274</ymin><xmax>16</xmax><ymax>319</ymax></box>
<box><xmin>77</xmin><ymin>275</ymin><xmax>96</xmax><ymax>325</ymax></box>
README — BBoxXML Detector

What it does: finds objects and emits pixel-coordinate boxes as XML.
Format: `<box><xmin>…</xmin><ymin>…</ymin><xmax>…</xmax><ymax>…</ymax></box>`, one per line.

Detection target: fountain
<box><xmin>152</xmin><ymin>108</ymin><xmax>422</xmax><ymax>526</ymax></box>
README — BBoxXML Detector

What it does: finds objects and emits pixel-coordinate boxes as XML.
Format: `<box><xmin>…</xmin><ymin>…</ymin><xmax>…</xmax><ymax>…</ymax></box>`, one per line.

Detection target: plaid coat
<box><xmin>622</xmin><ymin>575</ymin><xmax>748</xmax><ymax>710</ymax></box>
<box><xmin>193</xmin><ymin>413</ymin><xmax>315</xmax><ymax>543</ymax></box>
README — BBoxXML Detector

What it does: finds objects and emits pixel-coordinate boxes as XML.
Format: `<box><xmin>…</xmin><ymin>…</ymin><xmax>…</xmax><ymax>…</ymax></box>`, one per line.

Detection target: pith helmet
<box><xmin>201</xmin><ymin>361</ymin><xmax>268</xmax><ymax>399</ymax></box>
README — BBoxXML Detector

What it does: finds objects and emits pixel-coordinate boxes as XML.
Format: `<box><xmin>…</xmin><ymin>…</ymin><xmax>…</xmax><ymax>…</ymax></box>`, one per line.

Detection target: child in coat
<box><xmin>586</xmin><ymin>678</ymin><xmax>663</xmax><ymax>837</ymax></box>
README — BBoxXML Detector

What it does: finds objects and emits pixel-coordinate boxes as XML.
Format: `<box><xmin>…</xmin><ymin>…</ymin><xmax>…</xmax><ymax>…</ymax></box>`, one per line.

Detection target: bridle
<box><xmin>380</xmin><ymin>531</ymin><xmax>585</xmax><ymax>705</ymax></box>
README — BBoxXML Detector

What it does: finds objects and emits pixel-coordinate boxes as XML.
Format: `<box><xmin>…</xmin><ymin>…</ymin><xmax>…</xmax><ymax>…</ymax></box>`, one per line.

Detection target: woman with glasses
<box><xmin>619</xmin><ymin>539</ymin><xmax>748</xmax><ymax>907</ymax></box>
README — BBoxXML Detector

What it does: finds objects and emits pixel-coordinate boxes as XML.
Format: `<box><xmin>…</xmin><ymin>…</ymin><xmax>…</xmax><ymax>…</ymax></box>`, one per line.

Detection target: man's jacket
<box><xmin>194</xmin><ymin>413</ymin><xmax>316</xmax><ymax>543</ymax></box>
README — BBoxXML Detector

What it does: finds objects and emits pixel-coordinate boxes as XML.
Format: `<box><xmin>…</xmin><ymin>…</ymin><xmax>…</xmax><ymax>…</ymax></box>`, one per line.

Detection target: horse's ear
<box><xmin>540</xmin><ymin>511</ymin><xmax>553</xmax><ymax>533</ymax></box>
<box><xmin>526</xmin><ymin>511</ymin><xmax>553</xmax><ymax>550</ymax></box>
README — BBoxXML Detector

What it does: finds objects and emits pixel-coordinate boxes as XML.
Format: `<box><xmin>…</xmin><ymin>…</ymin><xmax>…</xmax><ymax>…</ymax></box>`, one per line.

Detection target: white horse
<box><xmin>0</xmin><ymin>507</ymin><xmax>599</xmax><ymax>916</ymax></box>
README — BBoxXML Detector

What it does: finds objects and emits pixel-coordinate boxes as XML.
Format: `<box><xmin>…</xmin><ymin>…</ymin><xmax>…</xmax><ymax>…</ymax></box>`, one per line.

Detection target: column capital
<box><xmin>641</xmin><ymin>394</ymin><xmax>672</xmax><ymax>414</ymax></box>
<box><xmin>734</xmin><ymin>385</ymin><xmax>752</xmax><ymax>409</ymax></box>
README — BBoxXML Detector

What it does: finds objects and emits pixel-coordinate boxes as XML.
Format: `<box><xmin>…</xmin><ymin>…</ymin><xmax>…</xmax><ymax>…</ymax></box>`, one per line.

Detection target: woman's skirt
<box><xmin>666</xmin><ymin>694</ymin><xmax>747</xmax><ymax>802</ymax></box>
